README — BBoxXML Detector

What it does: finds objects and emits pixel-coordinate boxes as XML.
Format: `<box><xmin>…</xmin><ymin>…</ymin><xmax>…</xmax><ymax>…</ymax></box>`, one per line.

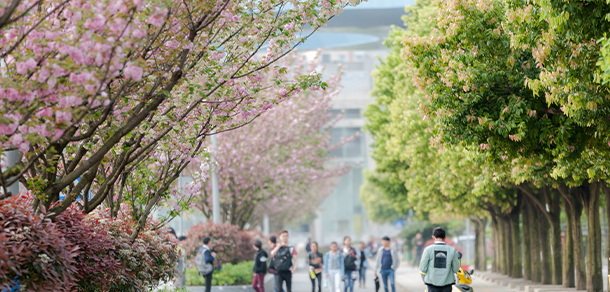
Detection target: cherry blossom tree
<box><xmin>192</xmin><ymin>53</ymin><xmax>354</xmax><ymax>228</ymax></box>
<box><xmin>0</xmin><ymin>0</ymin><xmax>363</xmax><ymax>236</ymax></box>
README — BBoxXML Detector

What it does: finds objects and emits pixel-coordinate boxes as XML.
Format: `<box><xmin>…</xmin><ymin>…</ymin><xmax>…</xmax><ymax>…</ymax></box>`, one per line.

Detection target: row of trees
<box><xmin>191</xmin><ymin>53</ymin><xmax>354</xmax><ymax>229</ymax></box>
<box><xmin>0</xmin><ymin>0</ymin><xmax>360</xmax><ymax>239</ymax></box>
<box><xmin>364</xmin><ymin>0</ymin><xmax>610</xmax><ymax>291</ymax></box>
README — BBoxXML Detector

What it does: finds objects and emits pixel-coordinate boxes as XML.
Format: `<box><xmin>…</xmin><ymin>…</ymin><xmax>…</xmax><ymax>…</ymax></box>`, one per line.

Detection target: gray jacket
<box><xmin>375</xmin><ymin>247</ymin><xmax>400</xmax><ymax>273</ymax></box>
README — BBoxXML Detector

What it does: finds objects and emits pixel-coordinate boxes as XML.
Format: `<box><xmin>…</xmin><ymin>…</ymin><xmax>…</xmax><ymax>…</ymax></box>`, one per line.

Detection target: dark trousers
<box><xmin>204</xmin><ymin>273</ymin><xmax>213</xmax><ymax>292</ymax></box>
<box><xmin>426</xmin><ymin>284</ymin><xmax>453</xmax><ymax>292</ymax></box>
<box><xmin>253</xmin><ymin>273</ymin><xmax>265</xmax><ymax>292</ymax></box>
<box><xmin>310</xmin><ymin>272</ymin><xmax>321</xmax><ymax>292</ymax></box>
<box><xmin>276</xmin><ymin>271</ymin><xmax>292</xmax><ymax>292</ymax></box>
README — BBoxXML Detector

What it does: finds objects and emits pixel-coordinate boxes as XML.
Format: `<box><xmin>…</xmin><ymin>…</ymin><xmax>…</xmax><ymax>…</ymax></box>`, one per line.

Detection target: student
<box><xmin>252</xmin><ymin>240</ymin><xmax>268</xmax><ymax>292</ymax></box>
<box><xmin>357</xmin><ymin>241</ymin><xmax>372</xmax><ymax>289</ymax></box>
<box><xmin>419</xmin><ymin>228</ymin><xmax>460</xmax><ymax>292</ymax></box>
<box><xmin>308</xmin><ymin>242</ymin><xmax>323</xmax><ymax>292</ymax></box>
<box><xmin>323</xmin><ymin>242</ymin><xmax>344</xmax><ymax>292</ymax></box>
<box><xmin>199</xmin><ymin>236</ymin><xmax>217</xmax><ymax>292</ymax></box>
<box><xmin>375</xmin><ymin>236</ymin><xmax>400</xmax><ymax>292</ymax></box>
<box><xmin>271</xmin><ymin>230</ymin><xmax>298</xmax><ymax>292</ymax></box>
<box><xmin>342</xmin><ymin>236</ymin><xmax>359</xmax><ymax>292</ymax></box>
<box><xmin>268</xmin><ymin>236</ymin><xmax>283</xmax><ymax>292</ymax></box>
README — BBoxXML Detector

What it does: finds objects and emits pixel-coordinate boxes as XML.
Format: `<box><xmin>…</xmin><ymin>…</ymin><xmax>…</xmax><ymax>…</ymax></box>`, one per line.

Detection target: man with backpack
<box><xmin>196</xmin><ymin>236</ymin><xmax>217</xmax><ymax>292</ymax></box>
<box><xmin>270</xmin><ymin>230</ymin><xmax>298</xmax><ymax>292</ymax></box>
<box><xmin>342</xmin><ymin>236</ymin><xmax>359</xmax><ymax>292</ymax></box>
<box><xmin>267</xmin><ymin>236</ymin><xmax>284</xmax><ymax>292</ymax></box>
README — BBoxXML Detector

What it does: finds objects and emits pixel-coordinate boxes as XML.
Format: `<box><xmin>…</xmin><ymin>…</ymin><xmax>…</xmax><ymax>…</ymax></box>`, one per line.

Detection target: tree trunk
<box><xmin>473</xmin><ymin>216</ymin><xmax>488</xmax><ymax>271</ymax></box>
<box><xmin>492</xmin><ymin>217</ymin><xmax>499</xmax><ymax>273</ymax></box>
<box><xmin>503</xmin><ymin>217</ymin><xmax>513</xmax><ymax>277</ymax></box>
<box><xmin>566</xmin><ymin>186</ymin><xmax>586</xmax><ymax>290</ymax></box>
<box><xmin>563</xmin><ymin>197</ymin><xmax>575</xmax><ymax>288</ymax></box>
<box><xmin>540</xmin><ymin>209</ymin><xmax>552</xmax><ymax>284</ymax></box>
<box><xmin>530</xmin><ymin>202</ymin><xmax>541</xmax><ymax>283</ymax></box>
<box><xmin>581</xmin><ymin>181</ymin><xmax>603</xmax><ymax>292</ymax></box>
<box><xmin>522</xmin><ymin>201</ymin><xmax>532</xmax><ymax>281</ymax></box>
<box><xmin>602</xmin><ymin>182</ymin><xmax>610</xmax><ymax>289</ymax></box>
<box><xmin>510</xmin><ymin>199</ymin><xmax>522</xmax><ymax>278</ymax></box>
<box><xmin>548</xmin><ymin>190</ymin><xmax>563</xmax><ymax>285</ymax></box>
<box><xmin>497</xmin><ymin>216</ymin><xmax>507</xmax><ymax>275</ymax></box>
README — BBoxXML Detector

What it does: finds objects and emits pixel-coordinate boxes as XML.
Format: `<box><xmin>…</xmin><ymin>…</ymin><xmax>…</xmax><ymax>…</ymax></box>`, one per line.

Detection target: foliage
<box><xmin>192</xmin><ymin>53</ymin><xmax>353</xmax><ymax>228</ymax></box>
<box><xmin>0</xmin><ymin>0</ymin><xmax>362</xmax><ymax>240</ymax></box>
<box><xmin>359</xmin><ymin>170</ymin><xmax>404</xmax><ymax>224</ymax></box>
<box><xmin>0</xmin><ymin>193</ymin><xmax>180</xmax><ymax>292</ymax></box>
<box><xmin>183</xmin><ymin>220</ymin><xmax>243</xmax><ymax>266</ymax></box>
<box><xmin>185</xmin><ymin>261</ymin><xmax>254</xmax><ymax>286</ymax></box>
<box><xmin>0</xmin><ymin>194</ymin><xmax>78</xmax><ymax>292</ymax></box>
<box><xmin>54</xmin><ymin>204</ymin><xmax>122</xmax><ymax>291</ymax></box>
<box><xmin>87</xmin><ymin>206</ymin><xmax>180</xmax><ymax>291</ymax></box>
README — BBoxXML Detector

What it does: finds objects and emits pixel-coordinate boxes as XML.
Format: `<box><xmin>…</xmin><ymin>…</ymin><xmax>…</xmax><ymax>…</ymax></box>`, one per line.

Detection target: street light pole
<box><xmin>211</xmin><ymin>132</ymin><xmax>221</xmax><ymax>224</ymax></box>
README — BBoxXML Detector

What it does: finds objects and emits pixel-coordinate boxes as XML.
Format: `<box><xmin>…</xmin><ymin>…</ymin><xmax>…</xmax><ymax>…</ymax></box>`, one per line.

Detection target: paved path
<box><xmin>394</xmin><ymin>265</ymin><xmax>515</xmax><ymax>292</ymax></box>
<box><xmin>266</xmin><ymin>262</ymin><xmax>407</xmax><ymax>292</ymax></box>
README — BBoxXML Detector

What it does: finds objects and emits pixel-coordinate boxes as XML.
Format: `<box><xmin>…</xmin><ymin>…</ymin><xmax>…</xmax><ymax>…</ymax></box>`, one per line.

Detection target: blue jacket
<box><xmin>356</xmin><ymin>248</ymin><xmax>373</xmax><ymax>269</ymax></box>
<box><xmin>323</xmin><ymin>251</ymin><xmax>345</xmax><ymax>278</ymax></box>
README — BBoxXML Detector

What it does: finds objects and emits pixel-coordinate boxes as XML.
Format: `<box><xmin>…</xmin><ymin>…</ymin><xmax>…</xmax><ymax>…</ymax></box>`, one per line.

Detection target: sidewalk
<box><xmin>393</xmin><ymin>264</ymin><xmax>525</xmax><ymax>292</ymax></box>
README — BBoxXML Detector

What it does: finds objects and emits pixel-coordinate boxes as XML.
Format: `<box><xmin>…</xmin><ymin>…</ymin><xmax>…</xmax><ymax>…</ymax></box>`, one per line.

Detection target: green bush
<box><xmin>186</xmin><ymin>261</ymin><xmax>254</xmax><ymax>286</ymax></box>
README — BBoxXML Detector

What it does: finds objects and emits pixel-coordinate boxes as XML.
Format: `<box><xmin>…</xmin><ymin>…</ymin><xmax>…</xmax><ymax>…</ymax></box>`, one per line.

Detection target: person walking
<box><xmin>271</xmin><ymin>230</ymin><xmax>298</xmax><ymax>292</ymax></box>
<box><xmin>199</xmin><ymin>236</ymin><xmax>217</xmax><ymax>292</ymax></box>
<box><xmin>375</xmin><ymin>236</ymin><xmax>400</xmax><ymax>292</ymax></box>
<box><xmin>357</xmin><ymin>241</ymin><xmax>372</xmax><ymax>289</ymax></box>
<box><xmin>308</xmin><ymin>241</ymin><xmax>324</xmax><ymax>292</ymax></box>
<box><xmin>342</xmin><ymin>236</ymin><xmax>359</xmax><ymax>292</ymax></box>
<box><xmin>323</xmin><ymin>242</ymin><xmax>344</xmax><ymax>292</ymax></box>
<box><xmin>252</xmin><ymin>240</ymin><xmax>268</xmax><ymax>292</ymax></box>
<box><xmin>268</xmin><ymin>236</ymin><xmax>284</xmax><ymax>292</ymax></box>
<box><xmin>419</xmin><ymin>227</ymin><xmax>460</xmax><ymax>292</ymax></box>
<box><xmin>412</xmin><ymin>232</ymin><xmax>424</xmax><ymax>267</ymax></box>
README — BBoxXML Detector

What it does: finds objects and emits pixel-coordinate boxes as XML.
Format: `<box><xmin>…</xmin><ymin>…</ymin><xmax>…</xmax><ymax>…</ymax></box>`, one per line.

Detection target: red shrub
<box><xmin>54</xmin><ymin>204</ymin><xmax>122</xmax><ymax>291</ymax></box>
<box><xmin>86</xmin><ymin>205</ymin><xmax>179</xmax><ymax>291</ymax></box>
<box><xmin>183</xmin><ymin>221</ymin><xmax>241</xmax><ymax>265</ymax></box>
<box><xmin>183</xmin><ymin>221</ymin><xmax>268</xmax><ymax>265</ymax></box>
<box><xmin>0</xmin><ymin>194</ymin><xmax>78</xmax><ymax>292</ymax></box>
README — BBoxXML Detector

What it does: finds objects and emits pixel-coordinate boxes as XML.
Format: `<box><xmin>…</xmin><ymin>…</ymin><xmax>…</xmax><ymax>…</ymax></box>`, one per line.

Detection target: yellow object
<box><xmin>456</xmin><ymin>268</ymin><xmax>472</xmax><ymax>284</ymax></box>
<box><xmin>310</xmin><ymin>270</ymin><xmax>317</xmax><ymax>279</ymax></box>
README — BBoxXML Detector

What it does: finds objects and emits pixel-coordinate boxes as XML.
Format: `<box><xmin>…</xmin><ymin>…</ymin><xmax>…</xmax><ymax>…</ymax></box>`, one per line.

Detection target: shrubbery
<box><xmin>182</xmin><ymin>221</ymin><xmax>262</xmax><ymax>266</ymax></box>
<box><xmin>0</xmin><ymin>194</ymin><xmax>180</xmax><ymax>292</ymax></box>
<box><xmin>185</xmin><ymin>261</ymin><xmax>254</xmax><ymax>286</ymax></box>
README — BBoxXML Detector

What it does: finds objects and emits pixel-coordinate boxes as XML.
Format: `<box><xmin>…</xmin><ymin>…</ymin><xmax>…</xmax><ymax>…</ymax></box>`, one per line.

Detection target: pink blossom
<box><xmin>58</xmin><ymin>95</ymin><xmax>82</xmax><ymax>108</ymax></box>
<box><xmin>124</xmin><ymin>63</ymin><xmax>143</xmax><ymax>81</ymax></box>
<box><xmin>283</xmin><ymin>22</ymin><xmax>295</xmax><ymax>30</ymax></box>
<box><xmin>36</xmin><ymin>107</ymin><xmax>54</xmax><ymax>118</ymax></box>
<box><xmin>12</xmin><ymin>134</ymin><xmax>30</xmax><ymax>152</ymax></box>
<box><xmin>15</xmin><ymin>58</ymin><xmax>37</xmax><ymax>74</ymax></box>
<box><xmin>165</xmin><ymin>40</ymin><xmax>180</xmax><ymax>50</ymax></box>
<box><xmin>146</xmin><ymin>8</ymin><xmax>167</xmax><ymax>27</ymax></box>
<box><xmin>132</xmin><ymin>29</ymin><xmax>147</xmax><ymax>39</ymax></box>
<box><xmin>56</xmin><ymin>111</ymin><xmax>72</xmax><ymax>123</ymax></box>
<box><xmin>211</xmin><ymin>51</ymin><xmax>226</xmax><ymax>60</ymax></box>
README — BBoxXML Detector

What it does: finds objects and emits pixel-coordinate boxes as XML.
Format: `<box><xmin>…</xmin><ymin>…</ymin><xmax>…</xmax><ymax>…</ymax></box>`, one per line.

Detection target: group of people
<box><xmin>177</xmin><ymin>226</ymin><xmax>461</xmax><ymax>292</ymax></box>
<box><xmin>252</xmin><ymin>233</ymin><xmax>401</xmax><ymax>292</ymax></box>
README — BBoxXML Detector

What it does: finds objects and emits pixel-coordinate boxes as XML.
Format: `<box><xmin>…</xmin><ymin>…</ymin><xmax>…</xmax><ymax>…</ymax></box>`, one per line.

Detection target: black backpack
<box><xmin>274</xmin><ymin>246</ymin><xmax>293</xmax><ymax>272</ymax></box>
<box><xmin>344</xmin><ymin>253</ymin><xmax>356</xmax><ymax>270</ymax></box>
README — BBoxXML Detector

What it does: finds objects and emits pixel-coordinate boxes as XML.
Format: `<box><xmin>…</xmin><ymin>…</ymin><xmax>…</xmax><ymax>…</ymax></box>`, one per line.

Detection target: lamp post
<box><xmin>211</xmin><ymin>131</ymin><xmax>221</xmax><ymax>224</ymax></box>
